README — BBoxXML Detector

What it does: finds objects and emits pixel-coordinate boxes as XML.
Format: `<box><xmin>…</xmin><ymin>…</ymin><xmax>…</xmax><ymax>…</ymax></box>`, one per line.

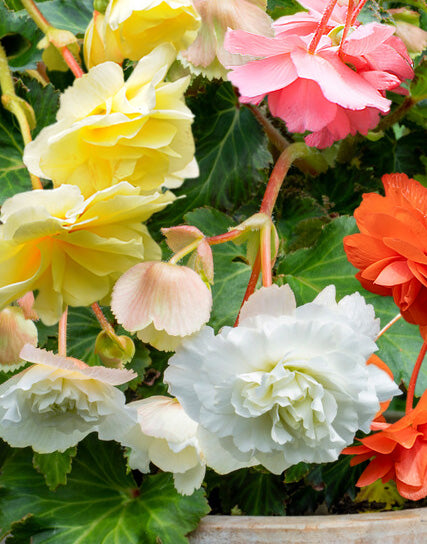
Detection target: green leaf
<box><xmin>150</xmin><ymin>82</ymin><xmax>271</xmax><ymax>228</ymax></box>
<box><xmin>32</xmin><ymin>447</ymin><xmax>77</xmax><ymax>491</ymax></box>
<box><xmin>38</xmin><ymin>0</ymin><xmax>93</xmax><ymax>36</ymax></box>
<box><xmin>184</xmin><ymin>207</ymin><xmax>253</xmax><ymax>330</ymax></box>
<box><xmin>17</xmin><ymin>77</ymin><xmax>59</xmax><ymax>138</ymax></box>
<box><xmin>0</xmin><ymin>105</ymin><xmax>32</xmax><ymax>204</ymax></box>
<box><xmin>267</xmin><ymin>0</ymin><xmax>305</xmax><ymax>18</ymax></box>
<box><xmin>277</xmin><ymin>216</ymin><xmax>424</xmax><ymax>392</ymax></box>
<box><xmin>216</xmin><ymin>469</ymin><xmax>286</xmax><ymax>515</ymax></box>
<box><xmin>0</xmin><ymin>3</ymin><xmax>42</xmax><ymax>67</ymax></box>
<box><xmin>284</xmin><ymin>462</ymin><xmax>311</xmax><ymax>484</ymax></box>
<box><xmin>66</xmin><ymin>306</ymin><xmax>103</xmax><ymax>363</ymax></box>
<box><xmin>0</xmin><ymin>436</ymin><xmax>210</xmax><ymax>543</ymax></box>
<box><xmin>321</xmin><ymin>456</ymin><xmax>363</xmax><ymax>507</ymax></box>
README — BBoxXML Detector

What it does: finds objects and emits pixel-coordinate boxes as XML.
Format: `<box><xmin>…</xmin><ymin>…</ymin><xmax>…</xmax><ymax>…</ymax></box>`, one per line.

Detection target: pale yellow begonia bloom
<box><xmin>84</xmin><ymin>11</ymin><xmax>124</xmax><ymax>69</ymax></box>
<box><xmin>0</xmin><ymin>183</ymin><xmax>173</xmax><ymax>325</ymax></box>
<box><xmin>24</xmin><ymin>45</ymin><xmax>198</xmax><ymax>198</ymax></box>
<box><xmin>104</xmin><ymin>0</ymin><xmax>201</xmax><ymax>61</ymax></box>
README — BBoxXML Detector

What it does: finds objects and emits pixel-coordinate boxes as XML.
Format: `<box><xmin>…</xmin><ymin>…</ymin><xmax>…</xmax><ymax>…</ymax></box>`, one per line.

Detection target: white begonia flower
<box><xmin>165</xmin><ymin>284</ymin><xmax>400</xmax><ymax>475</ymax></box>
<box><xmin>0</xmin><ymin>345</ymin><xmax>136</xmax><ymax>453</ymax></box>
<box><xmin>122</xmin><ymin>396</ymin><xmax>206</xmax><ymax>495</ymax></box>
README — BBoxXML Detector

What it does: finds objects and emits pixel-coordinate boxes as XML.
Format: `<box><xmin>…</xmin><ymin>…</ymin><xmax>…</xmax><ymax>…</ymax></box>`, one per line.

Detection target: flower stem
<box><xmin>406</xmin><ymin>341</ymin><xmax>427</xmax><ymax>413</ymax></box>
<box><xmin>0</xmin><ymin>42</ymin><xmax>43</xmax><ymax>190</ymax></box>
<box><xmin>245</xmin><ymin>104</ymin><xmax>289</xmax><ymax>152</ymax></box>
<box><xmin>339</xmin><ymin>0</ymin><xmax>354</xmax><ymax>56</ymax></box>
<box><xmin>376</xmin><ymin>313</ymin><xmax>402</xmax><ymax>340</ymax></box>
<box><xmin>234</xmin><ymin>251</ymin><xmax>261</xmax><ymax>326</ymax></box>
<box><xmin>169</xmin><ymin>239</ymin><xmax>201</xmax><ymax>264</ymax></box>
<box><xmin>58</xmin><ymin>307</ymin><xmax>68</xmax><ymax>357</ymax></box>
<box><xmin>376</xmin><ymin>97</ymin><xmax>417</xmax><ymax>132</ymax></box>
<box><xmin>21</xmin><ymin>0</ymin><xmax>83</xmax><ymax>78</ymax></box>
<box><xmin>260</xmin><ymin>143</ymin><xmax>308</xmax><ymax>217</ymax></box>
<box><xmin>207</xmin><ymin>229</ymin><xmax>243</xmax><ymax>246</ymax></box>
<box><xmin>350</xmin><ymin>0</ymin><xmax>368</xmax><ymax>26</ymax></box>
<box><xmin>308</xmin><ymin>0</ymin><xmax>339</xmax><ymax>53</ymax></box>
<box><xmin>260</xmin><ymin>224</ymin><xmax>272</xmax><ymax>287</ymax></box>
<box><xmin>91</xmin><ymin>302</ymin><xmax>116</xmax><ymax>337</ymax></box>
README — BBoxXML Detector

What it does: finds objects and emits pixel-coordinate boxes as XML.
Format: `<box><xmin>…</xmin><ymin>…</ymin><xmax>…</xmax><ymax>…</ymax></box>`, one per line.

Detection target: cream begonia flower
<box><xmin>111</xmin><ymin>261</ymin><xmax>212</xmax><ymax>351</ymax></box>
<box><xmin>104</xmin><ymin>0</ymin><xmax>201</xmax><ymax>61</ymax></box>
<box><xmin>165</xmin><ymin>284</ymin><xmax>400</xmax><ymax>474</ymax></box>
<box><xmin>0</xmin><ymin>307</ymin><xmax>38</xmax><ymax>372</ymax></box>
<box><xmin>122</xmin><ymin>396</ymin><xmax>206</xmax><ymax>495</ymax></box>
<box><xmin>0</xmin><ymin>345</ymin><xmax>136</xmax><ymax>453</ymax></box>
<box><xmin>180</xmin><ymin>0</ymin><xmax>273</xmax><ymax>79</ymax></box>
<box><xmin>0</xmin><ymin>183</ymin><xmax>171</xmax><ymax>325</ymax></box>
<box><xmin>24</xmin><ymin>45</ymin><xmax>198</xmax><ymax>198</ymax></box>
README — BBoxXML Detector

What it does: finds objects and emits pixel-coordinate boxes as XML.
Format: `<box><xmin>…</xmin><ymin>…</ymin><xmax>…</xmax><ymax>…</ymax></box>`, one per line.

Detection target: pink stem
<box><xmin>308</xmin><ymin>0</ymin><xmax>339</xmax><ymax>54</ymax></box>
<box><xmin>339</xmin><ymin>0</ymin><xmax>354</xmax><ymax>56</ymax></box>
<box><xmin>207</xmin><ymin>229</ymin><xmax>243</xmax><ymax>246</ymax></box>
<box><xmin>406</xmin><ymin>342</ymin><xmax>427</xmax><ymax>413</ymax></box>
<box><xmin>350</xmin><ymin>0</ymin><xmax>368</xmax><ymax>26</ymax></box>
<box><xmin>91</xmin><ymin>302</ymin><xmax>115</xmax><ymax>337</ymax></box>
<box><xmin>260</xmin><ymin>147</ymin><xmax>296</xmax><ymax>216</ymax></box>
<box><xmin>58</xmin><ymin>307</ymin><xmax>68</xmax><ymax>356</ymax></box>
<box><xmin>60</xmin><ymin>46</ymin><xmax>84</xmax><ymax>78</ymax></box>
<box><xmin>261</xmin><ymin>226</ymin><xmax>272</xmax><ymax>287</ymax></box>
<box><xmin>234</xmin><ymin>251</ymin><xmax>261</xmax><ymax>326</ymax></box>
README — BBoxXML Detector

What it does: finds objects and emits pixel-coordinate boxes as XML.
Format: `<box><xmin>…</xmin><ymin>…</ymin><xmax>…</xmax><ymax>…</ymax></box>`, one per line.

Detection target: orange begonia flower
<box><xmin>344</xmin><ymin>173</ymin><xmax>427</xmax><ymax>326</ymax></box>
<box><xmin>343</xmin><ymin>390</ymin><xmax>427</xmax><ymax>501</ymax></box>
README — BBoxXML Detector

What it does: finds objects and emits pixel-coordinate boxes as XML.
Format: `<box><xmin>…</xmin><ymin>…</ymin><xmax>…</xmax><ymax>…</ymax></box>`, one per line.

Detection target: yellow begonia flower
<box><xmin>104</xmin><ymin>0</ymin><xmax>201</xmax><ymax>61</ymax></box>
<box><xmin>83</xmin><ymin>11</ymin><xmax>124</xmax><ymax>69</ymax></box>
<box><xmin>0</xmin><ymin>183</ymin><xmax>173</xmax><ymax>325</ymax></box>
<box><xmin>24</xmin><ymin>45</ymin><xmax>199</xmax><ymax>198</ymax></box>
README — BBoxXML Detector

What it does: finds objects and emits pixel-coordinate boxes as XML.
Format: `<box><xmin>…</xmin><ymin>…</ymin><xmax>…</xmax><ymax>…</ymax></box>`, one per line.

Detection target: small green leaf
<box><xmin>32</xmin><ymin>447</ymin><xmax>77</xmax><ymax>491</ymax></box>
<box><xmin>0</xmin><ymin>3</ymin><xmax>42</xmax><ymax>67</ymax></box>
<box><xmin>277</xmin><ymin>216</ymin><xmax>424</xmax><ymax>392</ymax></box>
<box><xmin>284</xmin><ymin>462</ymin><xmax>311</xmax><ymax>483</ymax></box>
<box><xmin>0</xmin><ymin>436</ymin><xmax>210</xmax><ymax>543</ymax></box>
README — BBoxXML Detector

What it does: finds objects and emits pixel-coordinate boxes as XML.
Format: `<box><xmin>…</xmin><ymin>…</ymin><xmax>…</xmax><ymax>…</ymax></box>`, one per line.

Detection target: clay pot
<box><xmin>188</xmin><ymin>508</ymin><xmax>427</xmax><ymax>543</ymax></box>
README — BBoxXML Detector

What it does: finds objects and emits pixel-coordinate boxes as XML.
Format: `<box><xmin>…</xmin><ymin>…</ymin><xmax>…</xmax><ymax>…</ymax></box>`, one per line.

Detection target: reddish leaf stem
<box><xmin>60</xmin><ymin>46</ymin><xmax>84</xmax><ymax>78</ymax></box>
<box><xmin>91</xmin><ymin>302</ymin><xmax>116</xmax><ymax>337</ymax></box>
<box><xmin>234</xmin><ymin>251</ymin><xmax>261</xmax><ymax>326</ymax></box>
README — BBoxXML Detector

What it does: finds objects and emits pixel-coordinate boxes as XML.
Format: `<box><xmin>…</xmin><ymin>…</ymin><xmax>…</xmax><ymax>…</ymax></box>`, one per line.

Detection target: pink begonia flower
<box><xmin>162</xmin><ymin>225</ymin><xmax>214</xmax><ymax>284</ymax></box>
<box><xmin>180</xmin><ymin>0</ymin><xmax>273</xmax><ymax>79</ymax></box>
<box><xmin>17</xmin><ymin>292</ymin><xmax>39</xmax><ymax>321</ymax></box>
<box><xmin>111</xmin><ymin>261</ymin><xmax>212</xmax><ymax>351</ymax></box>
<box><xmin>225</xmin><ymin>6</ymin><xmax>413</xmax><ymax>148</ymax></box>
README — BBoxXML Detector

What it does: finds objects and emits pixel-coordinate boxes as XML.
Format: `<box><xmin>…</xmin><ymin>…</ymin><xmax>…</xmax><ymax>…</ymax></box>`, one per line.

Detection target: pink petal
<box><xmin>19</xmin><ymin>344</ymin><xmax>136</xmax><ymax>385</ymax></box>
<box><xmin>342</xmin><ymin>23</ymin><xmax>396</xmax><ymax>57</ymax></box>
<box><xmin>361</xmin><ymin>70</ymin><xmax>401</xmax><ymax>91</ymax></box>
<box><xmin>268</xmin><ymin>78</ymin><xmax>337</xmax><ymax>133</ymax></box>
<box><xmin>224</xmin><ymin>29</ymin><xmax>303</xmax><ymax>58</ymax></box>
<box><xmin>111</xmin><ymin>262</ymin><xmax>212</xmax><ymax>337</ymax></box>
<box><xmin>228</xmin><ymin>54</ymin><xmax>298</xmax><ymax>97</ymax></box>
<box><xmin>161</xmin><ymin>225</ymin><xmax>204</xmax><ymax>253</ymax></box>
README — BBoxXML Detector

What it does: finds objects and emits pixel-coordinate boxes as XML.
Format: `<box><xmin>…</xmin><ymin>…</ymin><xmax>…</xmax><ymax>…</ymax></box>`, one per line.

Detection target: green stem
<box><xmin>169</xmin><ymin>239</ymin><xmax>201</xmax><ymax>264</ymax></box>
<box><xmin>376</xmin><ymin>97</ymin><xmax>417</xmax><ymax>132</ymax></box>
<box><xmin>0</xmin><ymin>42</ymin><xmax>43</xmax><ymax>190</ymax></box>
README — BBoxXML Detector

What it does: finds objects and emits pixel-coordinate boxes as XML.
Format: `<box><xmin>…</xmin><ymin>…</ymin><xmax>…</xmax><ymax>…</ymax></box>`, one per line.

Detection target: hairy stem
<box><xmin>91</xmin><ymin>302</ymin><xmax>116</xmax><ymax>337</ymax></box>
<box><xmin>376</xmin><ymin>313</ymin><xmax>402</xmax><ymax>340</ymax></box>
<box><xmin>234</xmin><ymin>251</ymin><xmax>261</xmax><ymax>326</ymax></box>
<box><xmin>58</xmin><ymin>307</ymin><xmax>68</xmax><ymax>357</ymax></box>
<box><xmin>308</xmin><ymin>0</ymin><xmax>338</xmax><ymax>53</ymax></box>
<box><xmin>376</xmin><ymin>97</ymin><xmax>417</xmax><ymax>132</ymax></box>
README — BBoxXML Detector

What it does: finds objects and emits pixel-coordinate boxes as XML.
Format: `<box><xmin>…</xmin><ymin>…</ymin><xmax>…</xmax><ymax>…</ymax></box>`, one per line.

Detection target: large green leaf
<box><xmin>150</xmin><ymin>82</ymin><xmax>272</xmax><ymax>228</ymax></box>
<box><xmin>184</xmin><ymin>207</ymin><xmax>253</xmax><ymax>330</ymax></box>
<box><xmin>0</xmin><ymin>106</ymin><xmax>32</xmax><ymax>204</ymax></box>
<box><xmin>0</xmin><ymin>436</ymin><xmax>210</xmax><ymax>543</ymax></box>
<box><xmin>38</xmin><ymin>0</ymin><xmax>93</xmax><ymax>36</ymax></box>
<box><xmin>277</xmin><ymin>216</ymin><xmax>424</xmax><ymax>394</ymax></box>
<box><xmin>0</xmin><ymin>3</ymin><xmax>42</xmax><ymax>67</ymax></box>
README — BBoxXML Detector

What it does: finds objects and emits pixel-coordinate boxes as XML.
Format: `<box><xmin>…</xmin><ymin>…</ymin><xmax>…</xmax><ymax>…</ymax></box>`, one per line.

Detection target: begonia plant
<box><xmin>0</xmin><ymin>0</ymin><xmax>426</xmax><ymax>541</ymax></box>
